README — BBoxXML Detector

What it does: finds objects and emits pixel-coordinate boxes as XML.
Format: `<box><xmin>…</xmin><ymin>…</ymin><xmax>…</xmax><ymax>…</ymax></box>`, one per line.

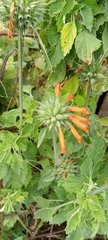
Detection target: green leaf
<box><xmin>62</xmin><ymin>74</ymin><xmax>79</xmax><ymax>95</ymax></box>
<box><xmin>66</xmin><ymin>226</ymin><xmax>83</xmax><ymax>240</ymax></box>
<box><xmin>62</xmin><ymin>0</ymin><xmax>75</xmax><ymax>15</ymax></box>
<box><xmin>65</xmin><ymin>207</ymin><xmax>81</xmax><ymax>234</ymax></box>
<box><xmin>75</xmin><ymin>31</ymin><xmax>101</xmax><ymax>64</ymax></box>
<box><xmin>0</xmin><ymin>162</ymin><xmax>8</xmax><ymax>179</ymax></box>
<box><xmin>98</xmin><ymin>117</ymin><xmax>108</xmax><ymax>126</ymax></box>
<box><xmin>0</xmin><ymin>109</ymin><xmax>19</xmax><ymax>127</ymax></box>
<box><xmin>37</xmin><ymin>127</ymin><xmax>47</xmax><ymax>148</ymax></box>
<box><xmin>61</xmin><ymin>175</ymin><xmax>82</xmax><ymax>193</ymax></box>
<box><xmin>47</xmin><ymin>21</ymin><xmax>60</xmax><ymax>47</ymax></box>
<box><xmin>81</xmin><ymin>0</ymin><xmax>104</xmax><ymax>15</ymax></box>
<box><xmin>34</xmin><ymin>207</ymin><xmax>57</xmax><ymax>222</ymax></box>
<box><xmin>61</xmin><ymin>21</ymin><xmax>77</xmax><ymax>56</ymax></box>
<box><xmin>51</xmin><ymin>209</ymin><xmax>67</xmax><ymax>225</ymax></box>
<box><xmin>50</xmin><ymin>40</ymin><xmax>64</xmax><ymax>68</ymax></box>
<box><xmin>80</xmin><ymin>137</ymin><xmax>105</xmax><ymax>178</ymax></box>
<box><xmin>47</xmin><ymin>61</ymin><xmax>66</xmax><ymax>85</ymax></box>
<box><xmin>22</xmin><ymin>123</ymin><xmax>33</xmax><ymax>137</ymax></box>
<box><xmin>74</xmin><ymin>95</ymin><xmax>85</xmax><ymax>107</ymax></box>
<box><xmin>102</xmin><ymin>23</ymin><xmax>108</xmax><ymax>52</ymax></box>
<box><xmin>80</xmin><ymin>5</ymin><xmax>93</xmax><ymax>31</ymax></box>
<box><xmin>105</xmin><ymin>0</ymin><xmax>108</xmax><ymax>20</ymax></box>
<box><xmin>49</xmin><ymin>1</ymin><xmax>62</xmax><ymax>15</ymax></box>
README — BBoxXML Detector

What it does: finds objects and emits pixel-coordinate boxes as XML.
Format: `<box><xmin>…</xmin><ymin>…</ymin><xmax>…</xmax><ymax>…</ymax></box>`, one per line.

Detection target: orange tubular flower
<box><xmin>8</xmin><ymin>2</ymin><xmax>15</xmax><ymax>38</ymax></box>
<box><xmin>72</xmin><ymin>115</ymin><xmax>91</xmax><ymax>125</ymax></box>
<box><xmin>68</xmin><ymin>125</ymin><xmax>82</xmax><ymax>143</ymax></box>
<box><xmin>67</xmin><ymin>106</ymin><xmax>90</xmax><ymax>115</ymax></box>
<box><xmin>69</xmin><ymin>116</ymin><xmax>89</xmax><ymax>133</ymax></box>
<box><xmin>55</xmin><ymin>82</ymin><xmax>61</xmax><ymax>97</ymax></box>
<box><xmin>66</xmin><ymin>94</ymin><xmax>74</xmax><ymax>102</ymax></box>
<box><xmin>58</xmin><ymin>127</ymin><xmax>66</xmax><ymax>154</ymax></box>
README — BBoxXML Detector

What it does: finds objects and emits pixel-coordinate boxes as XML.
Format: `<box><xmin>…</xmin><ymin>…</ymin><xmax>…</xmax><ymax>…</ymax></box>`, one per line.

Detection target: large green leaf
<box><xmin>65</xmin><ymin>207</ymin><xmax>81</xmax><ymax>234</ymax></box>
<box><xmin>50</xmin><ymin>40</ymin><xmax>64</xmax><ymax>68</ymax></box>
<box><xmin>47</xmin><ymin>61</ymin><xmax>66</xmax><ymax>85</ymax></box>
<box><xmin>62</xmin><ymin>74</ymin><xmax>79</xmax><ymax>95</ymax></box>
<box><xmin>34</xmin><ymin>207</ymin><xmax>57</xmax><ymax>222</ymax></box>
<box><xmin>61</xmin><ymin>175</ymin><xmax>82</xmax><ymax>193</ymax></box>
<box><xmin>80</xmin><ymin>137</ymin><xmax>105</xmax><ymax>178</ymax></box>
<box><xmin>62</xmin><ymin>0</ymin><xmax>75</xmax><ymax>15</ymax></box>
<box><xmin>81</xmin><ymin>0</ymin><xmax>104</xmax><ymax>15</ymax></box>
<box><xmin>80</xmin><ymin>5</ymin><xmax>93</xmax><ymax>31</ymax></box>
<box><xmin>75</xmin><ymin>31</ymin><xmax>101</xmax><ymax>64</ymax></box>
<box><xmin>61</xmin><ymin>21</ymin><xmax>77</xmax><ymax>56</ymax></box>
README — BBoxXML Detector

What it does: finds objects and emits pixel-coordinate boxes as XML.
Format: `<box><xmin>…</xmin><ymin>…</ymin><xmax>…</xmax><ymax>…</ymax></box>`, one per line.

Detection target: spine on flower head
<box><xmin>58</xmin><ymin>127</ymin><xmax>66</xmax><ymax>154</ymax></box>
<box><xmin>55</xmin><ymin>82</ymin><xmax>61</xmax><ymax>97</ymax></box>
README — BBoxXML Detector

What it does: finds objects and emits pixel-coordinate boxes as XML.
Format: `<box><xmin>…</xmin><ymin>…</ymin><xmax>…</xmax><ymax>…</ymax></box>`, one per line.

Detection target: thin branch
<box><xmin>0</xmin><ymin>31</ymin><xmax>37</xmax><ymax>38</ymax></box>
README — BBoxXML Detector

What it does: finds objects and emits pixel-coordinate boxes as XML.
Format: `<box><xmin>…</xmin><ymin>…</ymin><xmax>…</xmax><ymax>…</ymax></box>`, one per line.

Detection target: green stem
<box><xmin>52</xmin><ymin>128</ymin><xmax>59</xmax><ymax>166</ymax></box>
<box><xmin>18</xmin><ymin>28</ymin><xmax>23</xmax><ymax>135</ymax></box>
<box><xmin>85</xmin><ymin>80</ymin><xmax>91</xmax><ymax>108</ymax></box>
<box><xmin>17</xmin><ymin>216</ymin><xmax>32</xmax><ymax>235</ymax></box>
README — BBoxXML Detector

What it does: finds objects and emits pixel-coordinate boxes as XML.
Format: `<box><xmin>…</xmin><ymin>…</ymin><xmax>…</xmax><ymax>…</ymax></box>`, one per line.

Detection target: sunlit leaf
<box><xmin>61</xmin><ymin>21</ymin><xmax>77</xmax><ymax>56</ymax></box>
<box><xmin>75</xmin><ymin>31</ymin><xmax>101</xmax><ymax>64</ymax></box>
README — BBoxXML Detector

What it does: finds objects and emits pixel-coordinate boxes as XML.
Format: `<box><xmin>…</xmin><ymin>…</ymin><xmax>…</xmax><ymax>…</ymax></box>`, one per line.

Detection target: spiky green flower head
<box><xmin>37</xmin><ymin>92</ymin><xmax>72</xmax><ymax>132</ymax></box>
<box><xmin>0</xmin><ymin>0</ymin><xmax>49</xmax><ymax>30</ymax></box>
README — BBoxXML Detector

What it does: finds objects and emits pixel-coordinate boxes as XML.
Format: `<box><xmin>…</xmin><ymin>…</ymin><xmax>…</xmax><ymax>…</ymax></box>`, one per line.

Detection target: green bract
<box><xmin>37</xmin><ymin>95</ymin><xmax>71</xmax><ymax>131</ymax></box>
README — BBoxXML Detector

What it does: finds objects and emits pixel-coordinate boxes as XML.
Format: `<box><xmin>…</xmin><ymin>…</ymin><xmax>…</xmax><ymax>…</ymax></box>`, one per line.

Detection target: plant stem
<box><xmin>18</xmin><ymin>28</ymin><xmax>23</xmax><ymax>135</ymax></box>
<box><xmin>52</xmin><ymin>128</ymin><xmax>59</xmax><ymax>165</ymax></box>
<box><xmin>17</xmin><ymin>216</ymin><xmax>32</xmax><ymax>235</ymax></box>
<box><xmin>85</xmin><ymin>80</ymin><xmax>91</xmax><ymax>108</ymax></box>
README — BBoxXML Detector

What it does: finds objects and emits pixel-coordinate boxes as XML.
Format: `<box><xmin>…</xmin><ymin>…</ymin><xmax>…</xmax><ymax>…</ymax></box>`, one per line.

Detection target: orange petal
<box><xmin>67</xmin><ymin>106</ymin><xmax>90</xmax><ymax>115</ymax></box>
<box><xmin>69</xmin><ymin>116</ymin><xmax>89</xmax><ymax>133</ymax></box>
<box><xmin>8</xmin><ymin>29</ymin><xmax>13</xmax><ymax>38</ymax></box>
<box><xmin>72</xmin><ymin>115</ymin><xmax>91</xmax><ymax>125</ymax></box>
<box><xmin>68</xmin><ymin>125</ymin><xmax>82</xmax><ymax>143</ymax></box>
<box><xmin>66</xmin><ymin>94</ymin><xmax>74</xmax><ymax>102</ymax></box>
<box><xmin>55</xmin><ymin>82</ymin><xmax>61</xmax><ymax>97</ymax></box>
<box><xmin>58</xmin><ymin>127</ymin><xmax>66</xmax><ymax>154</ymax></box>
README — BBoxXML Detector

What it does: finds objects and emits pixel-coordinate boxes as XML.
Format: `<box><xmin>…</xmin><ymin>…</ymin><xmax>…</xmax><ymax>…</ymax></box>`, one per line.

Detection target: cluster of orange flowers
<box><xmin>8</xmin><ymin>2</ymin><xmax>15</xmax><ymax>38</ymax></box>
<box><xmin>55</xmin><ymin>82</ymin><xmax>91</xmax><ymax>154</ymax></box>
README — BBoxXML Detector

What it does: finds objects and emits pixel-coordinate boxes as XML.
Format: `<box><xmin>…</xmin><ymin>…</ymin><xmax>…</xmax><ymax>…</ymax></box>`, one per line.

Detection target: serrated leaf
<box><xmin>98</xmin><ymin>117</ymin><xmax>108</xmax><ymax>126</ymax></box>
<box><xmin>35</xmin><ymin>196</ymin><xmax>50</xmax><ymax>208</ymax></box>
<box><xmin>102</xmin><ymin>23</ymin><xmax>108</xmax><ymax>52</ymax></box>
<box><xmin>81</xmin><ymin>0</ymin><xmax>104</xmax><ymax>15</ymax></box>
<box><xmin>80</xmin><ymin>137</ymin><xmax>105</xmax><ymax>178</ymax></box>
<box><xmin>75</xmin><ymin>31</ymin><xmax>101</xmax><ymax>64</ymax></box>
<box><xmin>0</xmin><ymin>162</ymin><xmax>8</xmax><ymax>179</ymax></box>
<box><xmin>34</xmin><ymin>207</ymin><xmax>57</xmax><ymax>222</ymax></box>
<box><xmin>37</xmin><ymin>127</ymin><xmax>47</xmax><ymax>148</ymax></box>
<box><xmin>50</xmin><ymin>40</ymin><xmax>64</xmax><ymax>68</ymax></box>
<box><xmin>51</xmin><ymin>209</ymin><xmax>67</xmax><ymax>225</ymax></box>
<box><xmin>62</xmin><ymin>0</ymin><xmax>75</xmax><ymax>15</ymax></box>
<box><xmin>80</xmin><ymin>5</ymin><xmax>93</xmax><ymax>31</ymax></box>
<box><xmin>62</xmin><ymin>175</ymin><xmax>82</xmax><ymax>193</ymax></box>
<box><xmin>65</xmin><ymin>207</ymin><xmax>81</xmax><ymax>234</ymax></box>
<box><xmin>47</xmin><ymin>21</ymin><xmax>60</xmax><ymax>47</ymax></box>
<box><xmin>62</xmin><ymin>74</ymin><xmax>79</xmax><ymax>95</ymax></box>
<box><xmin>0</xmin><ymin>109</ymin><xmax>19</xmax><ymax>127</ymax></box>
<box><xmin>47</xmin><ymin>61</ymin><xmax>66</xmax><ymax>85</ymax></box>
<box><xmin>61</xmin><ymin>21</ymin><xmax>77</xmax><ymax>56</ymax></box>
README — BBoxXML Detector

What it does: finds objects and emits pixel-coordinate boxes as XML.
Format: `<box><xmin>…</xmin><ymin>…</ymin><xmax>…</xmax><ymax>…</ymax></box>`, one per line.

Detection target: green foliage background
<box><xmin>0</xmin><ymin>0</ymin><xmax>108</xmax><ymax>239</ymax></box>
